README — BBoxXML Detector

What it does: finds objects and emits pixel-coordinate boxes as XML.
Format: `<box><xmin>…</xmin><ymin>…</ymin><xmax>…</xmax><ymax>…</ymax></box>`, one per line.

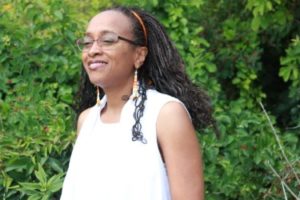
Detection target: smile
<box><xmin>88</xmin><ymin>60</ymin><xmax>108</xmax><ymax>70</ymax></box>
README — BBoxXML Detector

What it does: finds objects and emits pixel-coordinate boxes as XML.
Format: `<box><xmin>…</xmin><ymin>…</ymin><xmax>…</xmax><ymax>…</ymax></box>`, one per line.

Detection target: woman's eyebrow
<box><xmin>84</xmin><ymin>30</ymin><xmax>115</xmax><ymax>36</ymax></box>
<box><xmin>84</xmin><ymin>32</ymin><xmax>93</xmax><ymax>37</ymax></box>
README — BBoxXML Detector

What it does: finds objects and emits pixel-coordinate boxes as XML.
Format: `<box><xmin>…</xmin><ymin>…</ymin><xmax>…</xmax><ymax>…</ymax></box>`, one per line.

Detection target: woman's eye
<box><xmin>101</xmin><ymin>34</ymin><xmax>117</xmax><ymax>44</ymax></box>
<box><xmin>102</xmin><ymin>38</ymin><xmax>115</xmax><ymax>44</ymax></box>
<box><xmin>83</xmin><ymin>40</ymin><xmax>93</xmax><ymax>46</ymax></box>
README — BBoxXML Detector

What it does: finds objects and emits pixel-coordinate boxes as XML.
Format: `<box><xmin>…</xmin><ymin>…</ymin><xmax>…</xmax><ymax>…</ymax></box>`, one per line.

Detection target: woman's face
<box><xmin>82</xmin><ymin>10</ymin><xmax>143</xmax><ymax>89</ymax></box>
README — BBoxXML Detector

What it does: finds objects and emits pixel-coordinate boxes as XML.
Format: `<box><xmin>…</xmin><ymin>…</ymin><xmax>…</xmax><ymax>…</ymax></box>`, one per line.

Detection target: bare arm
<box><xmin>157</xmin><ymin>101</ymin><xmax>204</xmax><ymax>200</ymax></box>
<box><xmin>76</xmin><ymin>108</ymin><xmax>91</xmax><ymax>136</ymax></box>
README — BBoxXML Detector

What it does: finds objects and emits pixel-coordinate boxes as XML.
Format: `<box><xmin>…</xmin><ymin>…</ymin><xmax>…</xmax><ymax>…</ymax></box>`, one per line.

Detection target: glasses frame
<box><xmin>76</xmin><ymin>32</ymin><xmax>141</xmax><ymax>51</ymax></box>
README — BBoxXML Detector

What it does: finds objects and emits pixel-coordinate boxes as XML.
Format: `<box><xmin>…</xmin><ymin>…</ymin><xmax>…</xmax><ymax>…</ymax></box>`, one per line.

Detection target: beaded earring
<box><xmin>131</xmin><ymin>69</ymin><xmax>139</xmax><ymax>100</ymax></box>
<box><xmin>96</xmin><ymin>86</ymin><xmax>101</xmax><ymax>105</ymax></box>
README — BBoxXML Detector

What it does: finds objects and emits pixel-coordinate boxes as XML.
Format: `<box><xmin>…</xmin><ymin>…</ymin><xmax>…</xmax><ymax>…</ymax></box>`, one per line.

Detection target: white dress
<box><xmin>60</xmin><ymin>89</ymin><xmax>183</xmax><ymax>200</ymax></box>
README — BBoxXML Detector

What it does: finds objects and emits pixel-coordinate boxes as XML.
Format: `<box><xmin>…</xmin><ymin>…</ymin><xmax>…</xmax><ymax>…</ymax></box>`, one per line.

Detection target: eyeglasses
<box><xmin>76</xmin><ymin>32</ymin><xmax>140</xmax><ymax>51</ymax></box>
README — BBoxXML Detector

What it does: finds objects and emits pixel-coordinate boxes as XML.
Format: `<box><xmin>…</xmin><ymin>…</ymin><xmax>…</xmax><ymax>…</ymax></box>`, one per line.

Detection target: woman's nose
<box><xmin>88</xmin><ymin>40</ymin><xmax>103</xmax><ymax>56</ymax></box>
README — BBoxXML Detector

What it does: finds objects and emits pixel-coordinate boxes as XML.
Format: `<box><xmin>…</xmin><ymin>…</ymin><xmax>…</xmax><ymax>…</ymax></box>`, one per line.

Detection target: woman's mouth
<box><xmin>88</xmin><ymin>60</ymin><xmax>108</xmax><ymax>70</ymax></box>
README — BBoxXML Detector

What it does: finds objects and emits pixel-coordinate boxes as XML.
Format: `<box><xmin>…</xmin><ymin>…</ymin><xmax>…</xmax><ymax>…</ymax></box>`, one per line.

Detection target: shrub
<box><xmin>0</xmin><ymin>0</ymin><xmax>299</xmax><ymax>199</ymax></box>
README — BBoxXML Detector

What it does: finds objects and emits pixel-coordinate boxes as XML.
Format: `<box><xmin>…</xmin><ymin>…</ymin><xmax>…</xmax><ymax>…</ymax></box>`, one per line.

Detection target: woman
<box><xmin>61</xmin><ymin>6</ymin><xmax>214</xmax><ymax>200</ymax></box>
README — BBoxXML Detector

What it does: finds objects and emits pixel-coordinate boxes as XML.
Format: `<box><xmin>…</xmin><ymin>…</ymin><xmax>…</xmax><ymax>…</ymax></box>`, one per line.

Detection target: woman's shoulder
<box><xmin>146</xmin><ymin>89</ymin><xmax>191</xmax><ymax>121</ymax></box>
<box><xmin>146</xmin><ymin>89</ymin><xmax>179</xmax><ymax>102</ymax></box>
<box><xmin>76</xmin><ymin>106</ymin><xmax>95</xmax><ymax>136</ymax></box>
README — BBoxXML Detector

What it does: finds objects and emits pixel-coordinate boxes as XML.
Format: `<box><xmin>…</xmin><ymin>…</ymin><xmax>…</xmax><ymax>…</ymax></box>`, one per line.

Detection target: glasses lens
<box><xmin>77</xmin><ymin>37</ymin><xmax>94</xmax><ymax>51</ymax></box>
<box><xmin>99</xmin><ymin>33</ymin><xmax>119</xmax><ymax>47</ymax></box>
<box><xmin>76</xmin><ymin>39</ymin><xmax>84</xmax><ymax>51</ymax></box>
<box><xmin>76</xmin><ymin>32</ymin><xmax>121</xmax><ymax>51</ymax></box>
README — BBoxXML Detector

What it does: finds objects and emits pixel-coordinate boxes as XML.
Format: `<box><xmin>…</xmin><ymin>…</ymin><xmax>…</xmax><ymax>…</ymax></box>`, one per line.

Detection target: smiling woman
<box><xmin>60</xmin><ymin>6</ymin><xmax>214</xmax><ymax>200</ymax></box>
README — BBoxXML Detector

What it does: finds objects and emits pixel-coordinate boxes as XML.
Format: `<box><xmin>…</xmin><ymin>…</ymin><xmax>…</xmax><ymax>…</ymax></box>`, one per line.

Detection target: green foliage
<box><xmin>279</xmin><ymin>35</ymin><xmax>300</xmax><ymax>126</ymax></box>
<box><xmin>18</xmin><ymin>164</ymin><xmax>64</xmax><ymax>200</ymax></box>
<box><xmin>0</xmin><ymin>0</ymin><xmax>299</xmax><ymax>199</ymax></box>
<box><xmin>0</xmin><ymin>0</ymin><xmax>78</xmax><ymax>199</ymax></box>
<box><xmin>280</xmin><ymin>36</ymin><xmax>300</xmax><ymax>94</ymax></box>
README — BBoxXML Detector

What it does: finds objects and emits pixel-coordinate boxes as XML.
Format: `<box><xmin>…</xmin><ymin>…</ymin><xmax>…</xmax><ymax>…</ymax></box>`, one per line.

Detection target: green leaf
<box><xmin>2</xmin><ymin>171</ymin><xmax>13</xmax><ymax>190</ymax></box>
<box><xmin>5</xmin><ymin>157</ymin><xmax>32</xmax><ymax>172</ymax></box>
<box><xmin>19</xmin><ymin>182</ymin><xmax>40</xmax><ymax>191</ymax></box>
<box><xmin>28</xmin><ymin>193</ymin><xmax>44</xmax><ymax>200</ymax></box>
<box><xmin>251</xmin><ymin>17</ymin><xmax>261</xmax><ymax>31</ymax></box>
<box><xmin>279</xmin><ymin>66</ymin><xmax>291</xmax><ymax>81</ymax></box>
<box><xmin>34</xmin><ymin>164</ymin><xmax>47</xmax><ymax>184</ymax></box>
<box><xmin>48</xmin><ymin>157</ymin><xmax>64</xmax><ymax>173</ymax></box>
<box><xmin>47</xmin><ymin>173</ymin><xmax>64</xmax><ymax>192</ymax></box>
<box><xmin>206</xmin><ymin>63</ymin><xmax>217</xmax><ymax>73</ymax></box>
<box><xmin>54</xmin><ymin>10</ymin><xmax>63</xmax><ymax>20</ymax></box>
<box><xmin>292</xmin><ymin>68</ymin><xmax>299</xmax><ymax>80</ymax></box>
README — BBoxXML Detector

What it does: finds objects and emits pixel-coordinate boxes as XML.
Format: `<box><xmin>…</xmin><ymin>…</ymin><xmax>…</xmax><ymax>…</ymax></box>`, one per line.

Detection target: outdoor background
<box><xmin>0</xmin><ymin>0</ymin><xmax>299</xmax><ymax>199</ymax></box>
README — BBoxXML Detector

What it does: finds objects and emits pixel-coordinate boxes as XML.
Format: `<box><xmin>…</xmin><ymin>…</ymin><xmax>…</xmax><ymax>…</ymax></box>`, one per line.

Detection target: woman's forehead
<box><xmin>86</xmin><ymin>10</ymin><xmax>133</xmax><ymax>36</ymax></box>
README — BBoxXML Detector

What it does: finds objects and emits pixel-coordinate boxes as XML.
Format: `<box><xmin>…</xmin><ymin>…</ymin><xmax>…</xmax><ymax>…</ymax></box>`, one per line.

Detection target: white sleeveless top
<box><xmin>60</xmin><ymin>89</ymin><xmax>182</xmax><ymax>200</ymax></box>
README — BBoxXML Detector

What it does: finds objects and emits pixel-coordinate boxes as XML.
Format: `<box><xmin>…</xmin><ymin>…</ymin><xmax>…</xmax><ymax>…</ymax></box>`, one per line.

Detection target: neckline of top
<box><xmin>96</xmin><ymin>95</ymin><xmax>132</xmax><ymax>125</ymax></box>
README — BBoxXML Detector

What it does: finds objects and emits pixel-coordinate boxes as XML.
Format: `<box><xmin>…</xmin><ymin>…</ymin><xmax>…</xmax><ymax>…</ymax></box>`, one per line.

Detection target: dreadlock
<box><xmin>75</xmin><ymin>6</ymin><xmax>217</xmax><ymax>142</ymax></box>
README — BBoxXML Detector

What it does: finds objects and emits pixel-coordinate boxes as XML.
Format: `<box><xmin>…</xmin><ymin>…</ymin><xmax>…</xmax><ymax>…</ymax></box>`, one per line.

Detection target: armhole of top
<box><xmin>77</xmin><ymin>107</ymin><xmax>94</xmax><ymax>136</ymax></box>
<box><xmin>155</xmin><ymin>98</ymin><xmax>191</xmax><ymax>128</ymax></box>
<box><xmin>155</xmin><ymin>98</ymin><xmax>191</xmax><ymax>164</ymax></box>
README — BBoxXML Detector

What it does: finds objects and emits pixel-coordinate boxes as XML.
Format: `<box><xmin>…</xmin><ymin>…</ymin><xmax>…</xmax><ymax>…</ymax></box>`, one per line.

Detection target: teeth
<box><xmin>91</xmin><ymin>61</ymin><xmax>106</xmax><ymax>64</ymax></box>
<box><xmin>89</xmin><ymin>61</ymin><xmax>106</xmax><ymax>70</ymax></box>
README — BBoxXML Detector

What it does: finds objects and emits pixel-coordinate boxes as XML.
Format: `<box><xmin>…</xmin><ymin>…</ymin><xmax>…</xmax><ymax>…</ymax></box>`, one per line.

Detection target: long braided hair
<box><xmin>75</xmin><ymin>6</ymin><xmax>216</xmax><ymax>142</ymax></box>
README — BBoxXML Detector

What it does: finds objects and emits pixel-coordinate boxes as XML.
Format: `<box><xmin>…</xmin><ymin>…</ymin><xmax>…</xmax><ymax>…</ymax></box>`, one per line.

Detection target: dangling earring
<box><xmin>96</xmin><ymin>86</ymin><xmax>101</xmax><ymax>105</ymax></box>
<box><xmin>131</xmin><ymin>69</ymin><xmax>139</xmax><ymax>100</ymax></box>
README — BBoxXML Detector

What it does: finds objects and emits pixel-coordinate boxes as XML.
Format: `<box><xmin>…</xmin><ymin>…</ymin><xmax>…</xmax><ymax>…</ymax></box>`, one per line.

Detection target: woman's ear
<box><xmin>134</xmin><ymin>46</ymin><xmax>148</xmax><ymax>68</ymax></box>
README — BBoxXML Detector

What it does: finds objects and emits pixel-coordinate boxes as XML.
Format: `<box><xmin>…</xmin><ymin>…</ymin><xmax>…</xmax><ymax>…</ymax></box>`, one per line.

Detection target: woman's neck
<box><xmin>100</xmin><ymin>85</ymin><xmax>132</xmax><ymax>123</ymax></box>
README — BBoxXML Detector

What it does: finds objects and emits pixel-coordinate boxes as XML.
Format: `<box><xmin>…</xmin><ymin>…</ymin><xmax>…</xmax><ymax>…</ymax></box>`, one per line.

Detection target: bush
<box><xmin>0</xmin><ymin>0</ymin><xmax>80</xmax><ymax>199</ymax></box>
<box><xmin>0</xmin><ymin>0</ymin><xmax>299</xmax><ymax>199</ymax></box>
